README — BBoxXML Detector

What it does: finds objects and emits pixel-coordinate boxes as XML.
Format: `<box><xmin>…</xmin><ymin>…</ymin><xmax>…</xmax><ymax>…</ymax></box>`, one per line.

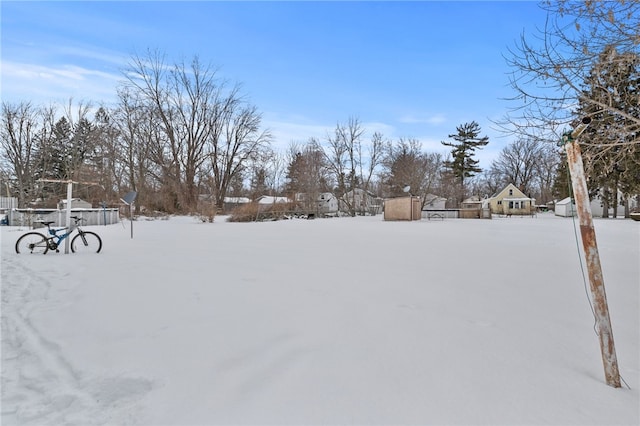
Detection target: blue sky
<box><xmin>1</xmin><ymin>1</ymin><xmax>548</xmax><ymax>168</ymax></box>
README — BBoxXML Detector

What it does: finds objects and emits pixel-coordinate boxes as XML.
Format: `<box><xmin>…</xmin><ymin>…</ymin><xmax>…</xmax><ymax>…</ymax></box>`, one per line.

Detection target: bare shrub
<box><xmin>228</xmin><ymin>202</ymin><xmax>260</xmax><ymax>222</ymax></box>
<box><xmin>197</xmin><ymin>203</ymin><xmax>217</xmax><ymax>223</ymax></box>
<box><xmin>228</xmin><ymin>202</ymin><xmax>296</xmax><ymax>222</ymax></box>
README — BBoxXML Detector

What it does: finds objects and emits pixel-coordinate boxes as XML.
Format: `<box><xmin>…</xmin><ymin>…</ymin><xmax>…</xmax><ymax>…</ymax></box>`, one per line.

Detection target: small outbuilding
<box><xmin>58</xmin><ymin>198</ymin><xmax>92</xmax><ymax>210</ymax></box>
<box><xmin>555</xmin><ymin>197</ymin><xmax>576</xmax><ymax>217</ymax></box>
<box><xmin>383</xmin><ymin>196</ymin><xmax>421</xmax><ymax>221</ymax></box>
<box><xmin>423</xmin><ymin>194</ymin><xmax>447</xmax><ymax>210</ymax></box>
<box><xmin>223</xmin><ymin>197</ymin><xmax>251</xmax><ymax>213</ymax></box>
<box><xmin>460</xmin><ymin>196</ymin><xmax>484</xmax><ymax>219</ymax></box>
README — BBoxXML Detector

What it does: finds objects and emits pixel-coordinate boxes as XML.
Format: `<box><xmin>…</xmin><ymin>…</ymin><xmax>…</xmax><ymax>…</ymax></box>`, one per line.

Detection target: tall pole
<box><xmin>130</xmin><ymin>203</ymin><xmax>134</xmax><ymax>239</ymax></box>
<box><xmin>563</xmin><ymin>117</ymin><xmax>621</xmax><ymax>388</ymax></box>
<box><xmin>64</xmin><ymin>181</ymin><xmax>73</xmax><ymax>254</ymax></box>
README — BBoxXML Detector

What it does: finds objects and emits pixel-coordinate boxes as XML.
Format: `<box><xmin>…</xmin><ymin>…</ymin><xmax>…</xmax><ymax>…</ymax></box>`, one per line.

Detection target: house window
<box><xmin>509</xmin><ymin>189</ymin><xmax>513</xmax><ymax>196</ymax></box>
<box><xmin>497</xmin><ymin>200</ymin><xmax>502</xmax><ymax>205</ymax></box>
<box><xmin>509</xmin><ymin>201</ymin><xmax>523</xmax><ymax>209</ymax></box>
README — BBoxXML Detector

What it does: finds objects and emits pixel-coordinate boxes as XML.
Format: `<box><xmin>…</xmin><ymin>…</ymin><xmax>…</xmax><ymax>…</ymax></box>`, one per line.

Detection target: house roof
<box><xmin>425</xmin><ymin>193</ymin><xmax>446</xmax><ymax>203</ymax></box>
<box><xmin>60</xmin><ymin>198</ymin><xmax>89</xmax><ymax>203</ymax></box>
<box><xmin>256</xmin><ymin>196</ymin><xmax>290</xmax><ymax>204</ymax></box>
<box><xmin>224</xmin><ymin>197</ymin><xmax>250</xmax><ymax>203</ymax></box>
<box><xmin>556</xmin><ymin>197</ymin><xmax>574</xmax><ymax>205</ymax></box>
<box><xmin>491</xmin><ymin>183</ymin><xmax>528</xmax><ymax>200</ymax></box>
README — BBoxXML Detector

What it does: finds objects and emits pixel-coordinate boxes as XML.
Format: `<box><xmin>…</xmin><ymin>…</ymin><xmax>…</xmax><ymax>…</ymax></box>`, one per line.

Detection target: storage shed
<box><xmin>383</xmin><ymin>196</ymin><xmax>421</xmax><ymax>221</ymax></box>
<box><xmin>555</xmin><ymin>197</ymin><xmax>576</xmax><ymax>217</ymax></box>
<box><xmin>58</xmin><ymin>198</ymin><xmax>92</xmax><ymax>210</ymax></box>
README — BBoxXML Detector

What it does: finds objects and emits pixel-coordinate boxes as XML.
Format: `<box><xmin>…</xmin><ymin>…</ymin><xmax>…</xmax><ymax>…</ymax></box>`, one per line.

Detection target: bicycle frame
<box><xmin>42</xmin><ymin>216</ymin><xmax>85</xmax><ymax>251</ymax></box>
<box><xmin>46</xmin><ymin>225</ymin><xmax>75</xmax><ymax>248</ymax></box>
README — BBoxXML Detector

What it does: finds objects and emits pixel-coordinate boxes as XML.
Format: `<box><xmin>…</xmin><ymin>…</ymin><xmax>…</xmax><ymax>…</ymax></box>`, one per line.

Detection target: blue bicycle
<box><xmin>15</xmin><ymin>216</ymin><xmax>102</xmax><ymax>254</ymax></box>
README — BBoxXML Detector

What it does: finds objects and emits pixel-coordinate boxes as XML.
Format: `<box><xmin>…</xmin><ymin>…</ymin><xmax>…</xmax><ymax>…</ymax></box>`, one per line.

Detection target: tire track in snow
<box><xmin>2</xmin><ymin>255</ymin><xmax>98</xmax><ymax>424</ymax></box>
<box><xmin>1</xmin><ymin>253</ymin><xmax>151</xmax><ymax>425</ymax></box>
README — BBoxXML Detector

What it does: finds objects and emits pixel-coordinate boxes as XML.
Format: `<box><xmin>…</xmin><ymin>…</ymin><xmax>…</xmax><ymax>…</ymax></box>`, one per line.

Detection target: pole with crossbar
<box><xmin>37</xmin><ymin>179</ymin><xmax>100</xmax><ymax>254</ymax></box>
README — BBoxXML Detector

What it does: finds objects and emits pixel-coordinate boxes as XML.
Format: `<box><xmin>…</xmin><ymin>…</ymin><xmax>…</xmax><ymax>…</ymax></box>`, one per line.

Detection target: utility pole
<box><xmin>562</xmin><ymin>117</ymin><xmax>621</xmax><ymax>388</ymax></box>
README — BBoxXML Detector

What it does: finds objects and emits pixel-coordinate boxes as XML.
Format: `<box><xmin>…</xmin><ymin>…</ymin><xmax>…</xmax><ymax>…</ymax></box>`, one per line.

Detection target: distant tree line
<box><xmin>0</xmin><ymin>87</ymin><xmax>570</xmax><ymax>216</ymax></box>
<box><xmin>2</xmin><ymin>4</ymin><xmax>640</xmax><ymax>218</ymax></box>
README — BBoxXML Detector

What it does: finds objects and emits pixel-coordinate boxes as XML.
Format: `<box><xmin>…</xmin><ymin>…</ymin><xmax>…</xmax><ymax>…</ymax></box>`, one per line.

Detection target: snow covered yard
<box><xmin>1</xmin><ymin>213</ymin><xmax>638</xmax><ymax>425</ymax></box>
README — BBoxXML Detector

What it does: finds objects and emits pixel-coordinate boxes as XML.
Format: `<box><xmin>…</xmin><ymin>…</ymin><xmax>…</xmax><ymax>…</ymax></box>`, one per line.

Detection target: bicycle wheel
<box><xmin>71</xmin><ymin>231</ymin><xmax>102</xmax><ymax>253</ymax></box>
<box><xmin>15</xmin><ymin>232</ymin><xmax>49</xmax><ymax>254</ymax></box>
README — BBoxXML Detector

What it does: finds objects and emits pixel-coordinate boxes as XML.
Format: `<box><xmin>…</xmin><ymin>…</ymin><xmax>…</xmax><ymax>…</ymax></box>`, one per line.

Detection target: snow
<box><xmin>1</xmin><ymin>213</ymin><xmax>639</xmax><ymax>425</ymax></box>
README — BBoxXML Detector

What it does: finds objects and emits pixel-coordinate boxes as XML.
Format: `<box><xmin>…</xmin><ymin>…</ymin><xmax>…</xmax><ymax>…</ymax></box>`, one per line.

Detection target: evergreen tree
<box><xmin>249</xmin><ymin>167</ymin><xmax>269</xmax><ymax>200</ymax></box>
<box><xmin>577</xmin><ymin>46</ymin><xmax>640</xmax><ymax>217</ymax></box>
<box><xmin>551</xmin><ymin>150</ymin><xmax>572</xmax><ymax>201</ymax></box>
<box><xmin>441</xmin><ymin>121</ymin><xmax>489</xmax><ymax>203</ymax></box>
<box><xmin>284</xmin><ymin>141</ymin><xmax>330</xmax><ymax>212</ymax></box>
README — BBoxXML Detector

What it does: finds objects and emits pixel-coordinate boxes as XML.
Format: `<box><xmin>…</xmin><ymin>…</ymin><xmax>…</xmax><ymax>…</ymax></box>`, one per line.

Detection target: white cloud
<box><xmin>1</xmin><ymin>61</ymin><xmax>123</xmax><ymax>104</ymax></box>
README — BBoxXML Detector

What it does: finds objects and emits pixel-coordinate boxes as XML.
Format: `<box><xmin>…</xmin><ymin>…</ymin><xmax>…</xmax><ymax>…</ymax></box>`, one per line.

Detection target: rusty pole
<box><xmin>563</xmin><ymin>117</ymin><xmax>621</xmax><ymax>388</ymax></box>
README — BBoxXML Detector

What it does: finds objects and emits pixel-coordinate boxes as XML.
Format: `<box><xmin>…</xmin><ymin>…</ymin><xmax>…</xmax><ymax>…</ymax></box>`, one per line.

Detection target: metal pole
<box><xmin>64</xmin><ymin>181</ymin><xmax>72</xmax><ymax>254</ymax></box>
<box><xmin>130</xmin><ymin>203</ymin><xmax>134</xmax><ymax>239</ymax></box>
<box><xmin>563</xmin><ymin>117</ymin><xmax>621</xmax><ymax>388</ymax></box>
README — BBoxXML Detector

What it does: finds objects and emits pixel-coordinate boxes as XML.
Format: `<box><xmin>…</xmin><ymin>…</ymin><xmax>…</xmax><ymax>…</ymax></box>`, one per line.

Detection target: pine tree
<box><xmin>577</xmin><ymin>46</ymin><xmax>640</xmax><ymax>217</ymax></box>
<box><xmin>441</xmin><ymin>121</ymin><xmax>489</xmax><ymax>203</ymax></box>
<box><xmin>551</xmin><ymin>150</ymin><xmax>572</xmax><ymax>201</ymax></box>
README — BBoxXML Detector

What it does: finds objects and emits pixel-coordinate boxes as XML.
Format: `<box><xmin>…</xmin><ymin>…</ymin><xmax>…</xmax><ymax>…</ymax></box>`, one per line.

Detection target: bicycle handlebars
<box><xmin>37</xmin><ymin>216</ymin><xmax>86</xmax><ymax>225</ymax></box>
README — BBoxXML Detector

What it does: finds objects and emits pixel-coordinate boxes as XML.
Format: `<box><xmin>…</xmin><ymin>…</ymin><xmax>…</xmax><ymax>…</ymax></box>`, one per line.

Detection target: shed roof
<box><xmin>556</xmin><ymin>197</ymin><xmax>574</xmax><ymax>205</ymax></box>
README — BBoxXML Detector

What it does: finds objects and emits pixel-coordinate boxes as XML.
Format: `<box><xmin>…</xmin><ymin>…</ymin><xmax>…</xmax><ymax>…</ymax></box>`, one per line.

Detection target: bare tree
<box><xmin>533</xmin><ymin>142</ymin><xmax>561</xmax><ymax>205</ymax></box>
<box><xmin>489</xmin><ymin>137</ymin><xmax>561</xmax><ymax>204</ymax></box>
<box><xmin>0</xmin><ymin>102</ymin><xmax>39</xmax><ymax>206</ymax></box>
<box><xmin>501</xmin><ymin>1</ymin><xmax>640</xmax><ymax>163</ymax></box>
<box><xmin>123</xmin><ymin>50</ymin><xmax>271</xmax><ymax>212</ymax></box>
<box><xmin>380</xmin><ymin>138</ymin><xmax>442</xmax><ymax>207</ymax></box>
<box><xmin>247</xmin><ymin>147</ymin><xmax>286</xmax><ymax>199</ymax></box>
<box><xmin>112</xmin><ymin>87</ymin><xmax>159</xmax><ymax>211</ymax></box>
<box><xmin>325</xmin><ymin>117</ymin><xmax>365</xmax><ymax>216</ymax></box>
<box><xmin>358</xmin><ymin>131</ymin><xmax>385</xmax><ymax>194</ymax></box>
<box><xmin>490</xmin><ymin>138</ymin><xmax>543</xmax><ymax>196</ymax></box>
<box><xmin>285</xmin><ymin>139</ymin><xmax>331</xmax><ymax>212</ymax></box>
<box><xmin>208</xmin><ymin>102</ymin><xmax>272</xmax><ymax>210</ymax></box>
<box><xmin>124</xmin><ymin>51</ymin><xmax>212</xmax><ymax>211</ymax></box>
<box><xmin>0</xmin><ymin>100</ymin><xmax>98</xmax><ymax>207</ymax></box>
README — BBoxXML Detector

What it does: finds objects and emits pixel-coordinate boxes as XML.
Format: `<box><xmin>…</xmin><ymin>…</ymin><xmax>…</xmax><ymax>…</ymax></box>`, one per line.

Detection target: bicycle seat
<box><xmin>39</xmin><ymin>221</ymin><xmax>55</xmax><ymax>226</ymax></box>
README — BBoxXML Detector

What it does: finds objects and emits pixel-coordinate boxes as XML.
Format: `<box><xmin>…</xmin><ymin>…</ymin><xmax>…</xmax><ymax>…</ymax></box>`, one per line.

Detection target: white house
<box><xmin>555</xmin><ymin>193</ymin><xmax>638</xmax><ymax>218</ymax></box>
<box><xmin>223</xmin><ymin>197</ymin><xmax>250</xmax><ymax>212</ymax></box>
<box><xmin>317</xmin><ymin>193</ymin><xmax>339</xmax><ymax>215</ymax></box>
<box><xmin>555</xmin><ymin>197</ymin><xmax>576</xmax><ymax>217</ymax></box>
<box><xmin>340</xmin><ymin>189</ymin><xmax>383</xmax><ymax>215</ymax></box>
<box><xmin>58</xmin><ymin>198</ymin><xmax>92</xmax><ymax>210</ymax></box>
<box><xmin>256</xmin><ymin>196</ymin><xmax>291</xmax><ymax>205</ymax></box>
<box><xmin>589</xmin><ymin>190</ymin><xmax>638</xmax><ymax>218</ymax></box>
<box><xmin>422</xmin><ymin>193</ymin><xmax>447</xmax><ymax>210</ymax></box>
